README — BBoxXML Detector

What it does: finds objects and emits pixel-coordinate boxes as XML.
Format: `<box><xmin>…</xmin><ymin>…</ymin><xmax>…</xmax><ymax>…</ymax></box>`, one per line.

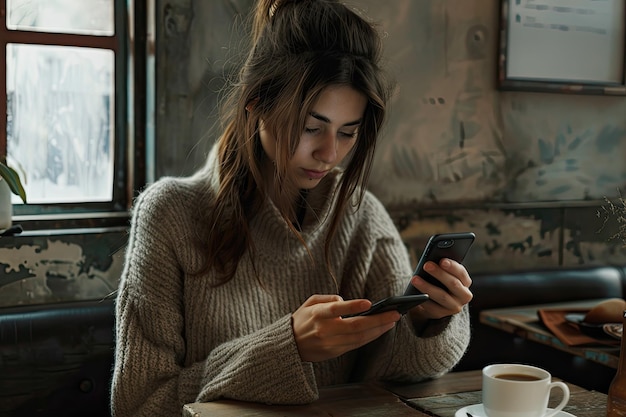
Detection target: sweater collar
<box><xmin>205</xmin><ymin>144</ymin><xmax>342</xmax><ymax>239</ymax></box>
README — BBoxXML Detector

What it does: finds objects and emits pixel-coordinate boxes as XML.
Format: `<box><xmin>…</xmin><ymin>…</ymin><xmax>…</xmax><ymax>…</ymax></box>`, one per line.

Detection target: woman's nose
<box><xmin>313</xmin><ymin>131</ymin><xmax>337</xmax><ymax>164</ymax></box>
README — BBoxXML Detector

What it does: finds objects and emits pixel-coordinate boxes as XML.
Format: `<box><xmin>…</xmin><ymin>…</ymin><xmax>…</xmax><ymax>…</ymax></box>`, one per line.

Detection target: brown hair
<box><xmin>205</xmin><ymin>0</ymin><xmax>393</xmax><ymax>284</ymax></box>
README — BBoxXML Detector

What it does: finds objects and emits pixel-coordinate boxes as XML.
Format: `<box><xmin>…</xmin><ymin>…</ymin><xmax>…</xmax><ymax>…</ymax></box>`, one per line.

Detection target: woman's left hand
<box><xmin>407</xmin><ymin>258</ymin><xmax>473</xmax><ymax>320</ymax></box>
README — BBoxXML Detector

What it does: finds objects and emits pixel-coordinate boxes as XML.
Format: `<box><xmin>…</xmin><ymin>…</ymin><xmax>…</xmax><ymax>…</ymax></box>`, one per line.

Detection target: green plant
<box><xmin>0</xmin><ymin>160</ymin><xmax>27</xmax><ymax>203</ymax></box>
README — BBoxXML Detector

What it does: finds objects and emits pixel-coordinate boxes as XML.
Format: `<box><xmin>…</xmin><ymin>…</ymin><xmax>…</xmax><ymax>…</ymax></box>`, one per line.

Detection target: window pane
<box><xmin>7</xmin><ymin>44</ymin><xmax>115</xmax><ymax>204</ymax></box>
<box><xmin>7</xmin><ymin>0</ymin><xmax>114</xmax><ymax>36</ymax></box>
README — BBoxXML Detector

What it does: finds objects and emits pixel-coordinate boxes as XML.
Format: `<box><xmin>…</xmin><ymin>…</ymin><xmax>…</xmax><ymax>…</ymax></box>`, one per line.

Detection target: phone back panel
<box><xmin>404</xmin><ymin>232</ymin><xmax>475</xmax><ymax>295</ymax></box>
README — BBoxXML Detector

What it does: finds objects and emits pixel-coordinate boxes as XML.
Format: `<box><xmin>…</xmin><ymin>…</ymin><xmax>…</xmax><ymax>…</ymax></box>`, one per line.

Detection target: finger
<box><xmin>319</xmin><ymin>299</ymin><xmax>371</xmax><ymax>319</ymax></box>
<box><xmin>302</xmin><ymin>294</ymin><xmax>344</xmax><ymax>307</ymax></box>
<box><xmin>439</xmin><ymin>258</ymin><xmax>472</xmax><ymax>288</ymax></box>
<box><xmin>410</xmin><ymin>272</ymin><xmax>451</xmax><ymax>296</ymax></box>
<box><xmin>415</xmin><ymin>284</ymin><xmax>472</xmax><ymax>318</ymax></box>
<box><xmin>410</xmin><ymin>272</ymin><xmax>472</xmax><ymax>315</ymax></box>
<box><xmin>419</xmin><ymin>275</ymin><xmax>472</xmax><ymax>306</ymax></box>
<box><xmin>417</xmin><ymin>261</ymin><xmax>469</xmax><ymax>294</ymax></box>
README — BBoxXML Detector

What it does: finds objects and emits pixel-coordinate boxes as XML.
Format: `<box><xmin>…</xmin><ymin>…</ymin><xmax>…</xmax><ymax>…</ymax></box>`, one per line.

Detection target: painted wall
<box><xmin>0</xmin><ymin>230</ymin><xmax>125</xmax><ymax>306</ymax></box>
<box><xmin>0</xmin><ymin>0</ymin><xmax>624</xmax><ymax>307</ymax></box>
<box><xmin>154</xmin><ymin>0</ymin><xmax>626</xmax><ymax>273</ymax></box>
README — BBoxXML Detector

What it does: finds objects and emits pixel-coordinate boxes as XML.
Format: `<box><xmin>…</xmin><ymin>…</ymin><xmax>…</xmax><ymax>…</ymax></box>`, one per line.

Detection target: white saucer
<box><xmin>455</xmin><ymin>403</ymin><xmax>576</xmax><ymax>417</ymax></box>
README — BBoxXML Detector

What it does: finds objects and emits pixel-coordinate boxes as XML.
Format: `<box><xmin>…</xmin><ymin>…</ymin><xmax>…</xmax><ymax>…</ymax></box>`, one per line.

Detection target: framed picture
<box><xmin>498</xmin><ymin>0</ymin><xmax>626</xmax><ymax>95</ymax></box>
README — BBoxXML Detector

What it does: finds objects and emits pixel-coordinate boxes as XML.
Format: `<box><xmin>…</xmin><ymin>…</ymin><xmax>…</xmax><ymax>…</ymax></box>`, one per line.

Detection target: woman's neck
<box><xmin>261</xmin><ymin>158</ymin><xmax>308</xmax><ymax>226</ymax></box>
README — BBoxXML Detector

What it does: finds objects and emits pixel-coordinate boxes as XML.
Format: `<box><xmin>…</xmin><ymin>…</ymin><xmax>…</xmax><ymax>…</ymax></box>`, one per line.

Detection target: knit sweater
<box><xmin>110</xmin><ymin>149</ymin><xmax>471</xmax><ymax>417</ymax></box>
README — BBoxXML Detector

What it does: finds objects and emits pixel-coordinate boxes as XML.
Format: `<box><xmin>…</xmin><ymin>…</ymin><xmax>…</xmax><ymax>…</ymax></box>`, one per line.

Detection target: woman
<box><xmin>110</xmin><ymin>0</ymin><xmax>472</xmax><ymax>415</ymax></box>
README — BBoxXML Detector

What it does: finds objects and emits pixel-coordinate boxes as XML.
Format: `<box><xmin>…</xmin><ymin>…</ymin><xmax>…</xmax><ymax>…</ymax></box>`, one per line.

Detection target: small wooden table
<box><xmin>479</xmin><ymin>299</ymin><xmax>620</xmax><ymax>369</ymax></box>
<box><xmin>183</xmin><ymin>370</ymin><xmax>608</xmax><ymax>417</ymax></box>
<box><xmin>183</xmin><ymin>383</ymin><xmax>421</xmax><ymax>417</ymax></box>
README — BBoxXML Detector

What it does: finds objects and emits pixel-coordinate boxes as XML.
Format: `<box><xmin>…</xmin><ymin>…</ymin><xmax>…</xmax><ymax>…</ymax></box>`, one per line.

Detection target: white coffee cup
<box><xmin>482</xmin><ymin>364</ymin><xmax>570</xmax><ymax>417</ymax></box>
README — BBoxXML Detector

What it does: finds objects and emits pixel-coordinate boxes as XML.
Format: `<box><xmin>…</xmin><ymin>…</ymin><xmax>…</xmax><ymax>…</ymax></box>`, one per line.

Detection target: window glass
<box><xmin>6</xmin><ymin>0</ymin><xmax>114</xmax><ymax>36</ymax></box>
<box><xmin>6</xmin><ymin>43</ymin><xmax>115</xmax><ymax>203</ymax></box>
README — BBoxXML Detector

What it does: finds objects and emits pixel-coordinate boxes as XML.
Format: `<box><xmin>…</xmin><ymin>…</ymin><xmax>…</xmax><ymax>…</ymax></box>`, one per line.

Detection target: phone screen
<box><xmin>404</xmin><ymin>232</ymin><xmax>475</xmax><ymax>295</ymax></box>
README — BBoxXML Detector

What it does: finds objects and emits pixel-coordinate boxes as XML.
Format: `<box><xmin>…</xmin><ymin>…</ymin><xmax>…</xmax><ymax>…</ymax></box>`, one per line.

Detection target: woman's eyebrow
<box><xmin>309</xmin><ymin>111</ymin><xmax>361</xmax><ymax>127</ymax></box>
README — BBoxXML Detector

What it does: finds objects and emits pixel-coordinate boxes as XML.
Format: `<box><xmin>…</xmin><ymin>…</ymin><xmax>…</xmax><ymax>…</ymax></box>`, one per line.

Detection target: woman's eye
<box><xmin>339</xmin><ymin>131</ymin><xmax>357</xmax><ymax>139</ymax></box>
<box><xmin>304</xmin><ymin>127</ymin><xmax>320</xmax><ymax>134</ymax></box>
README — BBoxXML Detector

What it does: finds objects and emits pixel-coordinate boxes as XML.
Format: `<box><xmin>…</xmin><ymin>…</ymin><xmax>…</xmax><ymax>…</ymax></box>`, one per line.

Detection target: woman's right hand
<box><xmin>291</xmin><ymin>294</ymin><xmax>401</xmax><ymax>362</ymax></box>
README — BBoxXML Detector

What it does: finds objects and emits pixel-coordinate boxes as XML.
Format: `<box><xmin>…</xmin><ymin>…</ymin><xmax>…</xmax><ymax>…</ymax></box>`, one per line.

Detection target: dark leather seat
<box><xmin>470</xmin><ymin>265</ymin><xmax>624</xmax><ymax>312</ymax></box>
<box><xmin>0</xmin><ymin>265</ymin><xmax>624</xmax><ymax>414</ymax></box>
<box><xmin>0</xmin><ymin>298</ymin><xmax>115</xmax><ymax>417</ymax></box>
<box><xmin>455</xmin><ymin>265</ymin><xmax>625</xmax><ymax>393</ymax></box>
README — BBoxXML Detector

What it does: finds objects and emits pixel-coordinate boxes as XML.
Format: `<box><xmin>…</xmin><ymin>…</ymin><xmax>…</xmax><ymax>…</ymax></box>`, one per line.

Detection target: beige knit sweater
<box><xmin>110</xmin><ymin>149</ymin><xmax>471</xmax><ymax>417</ymax></box>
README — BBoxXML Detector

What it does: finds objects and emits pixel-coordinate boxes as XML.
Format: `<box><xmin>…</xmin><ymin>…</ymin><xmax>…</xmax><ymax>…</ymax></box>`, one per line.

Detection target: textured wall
<box><xmin>1</xmin><ymin>0</ymin><xmax>624</xmax><ymax>307</ymax></box>
<box><xmin>364</xmin><ymin>1</ymin><xmax>626</xmax><ymax>205</ymax></box>
<box><xmin>0</xmin><ymin>230</ymin><xmax>125</xmax><ymax>306</ymax></box>
<box><xmin>154</xmin><ymin>0</ymin><xmax>626</xmax><ymax>275</ymax></box>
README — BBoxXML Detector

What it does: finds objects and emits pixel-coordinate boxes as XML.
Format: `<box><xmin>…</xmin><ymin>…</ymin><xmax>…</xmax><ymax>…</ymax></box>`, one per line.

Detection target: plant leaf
<box><xmin>0</xmin><ymin>162</ymin><xmax>27</xmax><ymax>203</ymax></box>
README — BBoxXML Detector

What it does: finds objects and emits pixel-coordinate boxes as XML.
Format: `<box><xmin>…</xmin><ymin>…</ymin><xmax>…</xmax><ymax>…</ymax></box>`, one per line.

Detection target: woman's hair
<box><xmin>205</xmin><ymin>0</ymin><xmax>394</xmax><ymax>285</ymax></box>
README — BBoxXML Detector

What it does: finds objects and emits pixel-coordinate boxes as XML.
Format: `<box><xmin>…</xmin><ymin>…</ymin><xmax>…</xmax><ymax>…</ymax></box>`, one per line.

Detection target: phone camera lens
<box><xmin>437</xmin><ymin>240</ymin><xmax>454</xmax><ymax>248</ymax></box>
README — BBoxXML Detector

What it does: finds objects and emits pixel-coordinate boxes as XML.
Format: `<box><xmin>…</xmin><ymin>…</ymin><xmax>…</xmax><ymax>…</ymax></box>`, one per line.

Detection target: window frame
<box><xmin>0</xmin><ymin>0</ymin><xmax>147</xmax><ymax>229</ymax></box>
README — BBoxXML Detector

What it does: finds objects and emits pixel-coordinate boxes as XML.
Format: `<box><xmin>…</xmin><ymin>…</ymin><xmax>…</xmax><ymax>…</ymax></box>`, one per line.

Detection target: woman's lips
<box><xmin>302</xmin><ymin>169</ymin><xmax>328</xmax><ymax>179</ymax></box>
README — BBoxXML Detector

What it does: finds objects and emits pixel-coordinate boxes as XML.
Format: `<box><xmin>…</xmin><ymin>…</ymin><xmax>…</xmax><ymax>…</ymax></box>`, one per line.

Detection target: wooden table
<box><xmin>183</xmin><ymin>370</ymin><xmax>608</xmax><ymax>417</ymax></box>
<box><xmin>479</xmin><ymin>299</ymin><xmax>620</xmax><ymax>369</ymax></box>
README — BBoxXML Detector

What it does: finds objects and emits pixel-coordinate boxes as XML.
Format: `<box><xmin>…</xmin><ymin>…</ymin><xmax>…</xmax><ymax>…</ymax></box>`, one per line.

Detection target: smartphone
<box><xmin>404</xmin><ymin>232</ymin><xmax>475</xmax><ymax>295</ymax></box>
<box><xmin>342</xmin><ymin>294</ymin><xmax>429</xmax><ymax>318</ymax></box>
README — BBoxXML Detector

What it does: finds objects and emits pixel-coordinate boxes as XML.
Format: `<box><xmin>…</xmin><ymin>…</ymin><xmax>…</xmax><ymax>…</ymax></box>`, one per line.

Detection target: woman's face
<box><xmin>260</xmin><ymin>84</ymin><xmax>367</xmax><ymax>191</ymax></box>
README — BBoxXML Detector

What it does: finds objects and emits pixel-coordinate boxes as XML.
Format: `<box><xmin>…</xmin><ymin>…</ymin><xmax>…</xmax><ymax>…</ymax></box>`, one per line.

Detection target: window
<box><xmin>1</xmin><ymin>0</ymin><xmax>146</xmax><ymax>223</ymax></box>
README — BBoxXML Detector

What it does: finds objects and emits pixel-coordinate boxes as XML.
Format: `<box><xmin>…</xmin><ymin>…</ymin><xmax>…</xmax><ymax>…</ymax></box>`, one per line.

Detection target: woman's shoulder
<box><xmin>136</xmin><ymin>173</ymin><xmax>212</xmax><ymax>207</ymax></box>
<box><xmin>324</xmin><ymin>169</ymin><xmax>389</xmax><ymax>217</ymax></box>
<box><xmin>360</xmin><ymin>189</ymin><xmax>390</xmax><ymax>215</ymax></box>
<box><xmin>351</xmin><ymin>187</ymin><xmax>391</xmax><ymax>221</ymax></box>
<box><xmin>131</xmin><ymin>172</ymin><xmax>215</xmax><ymax>229</ymax></box>
<box><xmin>344</xmin><ymin>188</ymin><xmax>400</xmax><ymax>238</ymax></box>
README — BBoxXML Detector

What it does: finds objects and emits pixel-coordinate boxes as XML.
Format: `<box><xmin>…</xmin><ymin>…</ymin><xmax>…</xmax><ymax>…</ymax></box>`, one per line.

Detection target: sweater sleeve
<box><xmin>354</xmin><ymin>234</ymin><xmax>471</xmax><ymax>383</ymax></box>
<box><xmin>110</xmin><ymin>180</ymin><xmax>318</xmax><ymax>417</ymax></box>
<box><xmin>343</xmin><ymin>192</ymin><xmax>471</xmax><ymax>383</ymax></box>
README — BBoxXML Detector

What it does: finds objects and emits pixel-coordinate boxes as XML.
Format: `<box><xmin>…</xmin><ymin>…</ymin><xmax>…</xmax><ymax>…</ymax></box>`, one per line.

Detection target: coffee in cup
<box><xmin>482</xmin><ymin>364</ymin><xmax>570</xmax><ymax>417</ymax></box>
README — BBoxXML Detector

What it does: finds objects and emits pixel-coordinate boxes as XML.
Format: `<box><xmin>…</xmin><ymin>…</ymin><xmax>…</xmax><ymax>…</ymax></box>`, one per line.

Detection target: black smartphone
<box><xmin>404</xmin><ymin>232</ymin><xmax>475</xmax><ymax>295</ymax></box>
<box><xmin>342</xmin><ymin>294</ymin><xmax>429</xmax><ymax>318</ymax></box>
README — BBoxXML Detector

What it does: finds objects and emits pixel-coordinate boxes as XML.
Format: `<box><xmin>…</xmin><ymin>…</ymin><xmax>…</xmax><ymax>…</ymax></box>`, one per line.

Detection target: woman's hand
<box><xmin>408</xmin><ymin>258</ymin><xmax>473</xmax><ymax>321</ymax></box>
<box><xmin>292</xmin><ymin>294</ymin><xmax>401</xmax><ymax>362</ymax></box>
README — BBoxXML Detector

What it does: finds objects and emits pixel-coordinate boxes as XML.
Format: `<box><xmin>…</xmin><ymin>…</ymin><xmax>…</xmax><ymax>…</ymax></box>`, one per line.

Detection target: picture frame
<box><xmin>497</xmin><ymin>0</ymin><xmax>626</xmax><ymax>95</ymax></box>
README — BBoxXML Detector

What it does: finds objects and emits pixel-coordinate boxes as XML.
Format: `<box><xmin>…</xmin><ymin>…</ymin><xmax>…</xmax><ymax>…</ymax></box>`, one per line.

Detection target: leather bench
<box><xmin>0</xmin><ymin>298</ymin><xmax>115</xmax><ymax>417</ymax></box>
<box><xmin>1</xmin><ymin>265</ymin><xmax>625</xmax><ymax>415</ymax></box>
<box><xmin>454</xmin><ymin>264</ymin><xmax>626</xmax><ymax>393</ymax></box>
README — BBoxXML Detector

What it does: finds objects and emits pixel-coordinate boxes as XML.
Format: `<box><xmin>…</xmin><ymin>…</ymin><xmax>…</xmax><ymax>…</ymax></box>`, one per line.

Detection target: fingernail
<box><xmin>424</xmin><ymin>262</ymin><xmax>435</xmax><ymax>272</ymax></box>
<box><xmin>441</xmin><ymin>259</ymin><xmax>451</xmax><ymax>268</ymax></box>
